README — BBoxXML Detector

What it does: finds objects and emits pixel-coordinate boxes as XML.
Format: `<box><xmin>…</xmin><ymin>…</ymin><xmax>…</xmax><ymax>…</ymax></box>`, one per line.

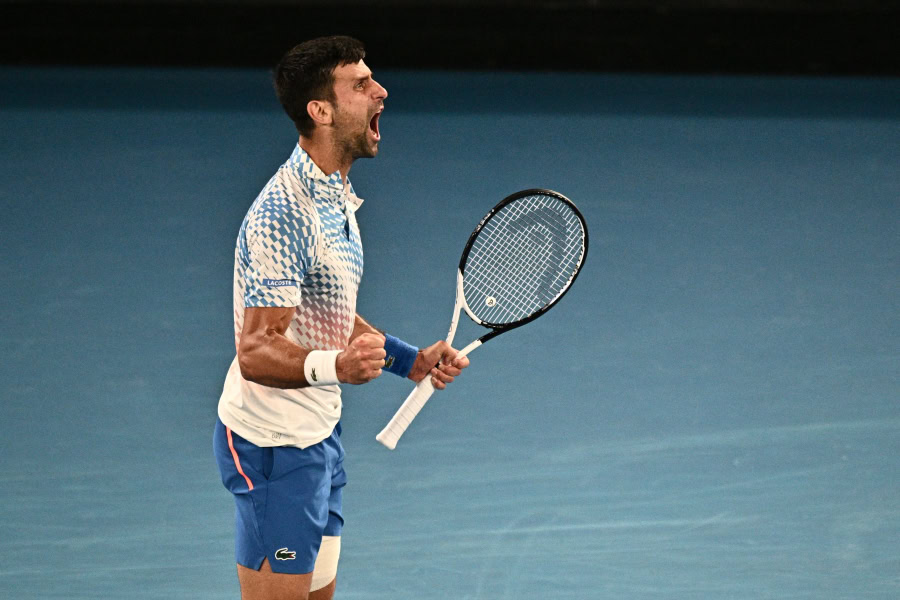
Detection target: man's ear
<box><xmin>307</xmin><ymin>100</ymin><xmax>333</xmax><ymax>127</ymax></box>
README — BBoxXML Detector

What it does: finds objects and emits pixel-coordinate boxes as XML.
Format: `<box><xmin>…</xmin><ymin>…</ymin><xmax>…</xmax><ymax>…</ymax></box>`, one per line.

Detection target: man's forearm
<box><xmin>238</xmin><ymin>329</ymin><xmax>313</xmax><ymax>389</ymax></box>
<box><xmin>239</xmin><ymin>312</ymin><xmax>387</xmax><ymax>388</ymax></box>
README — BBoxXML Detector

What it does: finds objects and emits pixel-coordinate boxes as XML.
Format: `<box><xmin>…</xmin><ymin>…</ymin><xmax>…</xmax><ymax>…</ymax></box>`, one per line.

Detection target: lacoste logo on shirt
<box><xmin>262</xmin><ymin>278</ymin><xmax>296</xmax><ymax>287</ymax></box>
<box><xmin>275</xmin><ymin>547</ymin><xmax>296</xmax><ymax>560</ymax></box>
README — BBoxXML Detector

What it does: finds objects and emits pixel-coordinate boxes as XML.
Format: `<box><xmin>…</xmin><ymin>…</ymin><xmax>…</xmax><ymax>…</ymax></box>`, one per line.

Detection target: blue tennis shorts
<box><xmin>213</xmin><ymin>418</ymin><xmax>346</xmax><ymax>574</ymax></box>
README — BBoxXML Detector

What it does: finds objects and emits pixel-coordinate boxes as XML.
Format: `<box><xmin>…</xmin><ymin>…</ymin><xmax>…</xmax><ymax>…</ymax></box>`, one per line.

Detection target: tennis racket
<box><xmin>376</xmin><ymin>189</ymin><xmax>588</xmax><ymax>449</ymax></box>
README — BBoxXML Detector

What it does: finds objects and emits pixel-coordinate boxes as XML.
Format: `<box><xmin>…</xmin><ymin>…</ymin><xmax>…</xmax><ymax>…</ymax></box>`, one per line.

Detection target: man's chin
<box><xmin>354</xmin><ymin>142</ymin><xmax>379</xmax><ymax>160</ymax></box>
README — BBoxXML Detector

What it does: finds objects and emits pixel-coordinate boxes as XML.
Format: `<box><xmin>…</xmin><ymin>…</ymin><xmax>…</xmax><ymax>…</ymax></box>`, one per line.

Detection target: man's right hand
<box><xmin>335</xmin><ymin>333</ymin><xmax>386</xmax><ymax>384</ymax></box>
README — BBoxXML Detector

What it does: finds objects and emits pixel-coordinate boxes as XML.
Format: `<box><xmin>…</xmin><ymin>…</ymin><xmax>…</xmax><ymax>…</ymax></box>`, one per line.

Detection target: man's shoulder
<box><xmin>237</xmin><ymin>169</ymin><xmax>324</xmax><ymax>271</ymax></box>
<box><xmin>246</xmin><ymin>167</ymin><xmax>318</xmax><ymax>227</ymax></box>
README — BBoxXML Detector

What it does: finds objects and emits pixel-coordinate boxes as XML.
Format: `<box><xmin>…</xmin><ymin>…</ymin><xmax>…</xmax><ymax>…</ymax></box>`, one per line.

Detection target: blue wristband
<box><xmin>383</xmin><ymin>334</ymin><xmax>418</xmax><ymax>378</ymax></box>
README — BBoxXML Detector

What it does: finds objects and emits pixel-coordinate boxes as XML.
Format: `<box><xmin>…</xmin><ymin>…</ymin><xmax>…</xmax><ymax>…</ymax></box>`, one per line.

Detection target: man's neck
<box><xmin>299</xmin><ymin>135</ymin><xmax>351</xmax><ymax>182</ymax></box>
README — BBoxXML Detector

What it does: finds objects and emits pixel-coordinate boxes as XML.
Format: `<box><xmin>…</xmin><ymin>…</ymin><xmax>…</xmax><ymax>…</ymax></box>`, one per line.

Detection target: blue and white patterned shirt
<box><xmin>218</xmin><ymin>144</ymin><xmax>364</xmax><ymax>448</ymax></box>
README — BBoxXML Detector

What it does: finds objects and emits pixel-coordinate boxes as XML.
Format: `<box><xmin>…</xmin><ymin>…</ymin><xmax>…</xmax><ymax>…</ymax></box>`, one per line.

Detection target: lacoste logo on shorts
<box><xmin>275</xmin><ymin>547</ymin><xmax>296</xmax><ymax>560</ymax></box>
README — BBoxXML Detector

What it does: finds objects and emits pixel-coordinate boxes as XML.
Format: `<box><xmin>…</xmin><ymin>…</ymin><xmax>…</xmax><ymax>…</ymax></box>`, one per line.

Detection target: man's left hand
<box><xmin>407</xmin><ymin>340</ymin><xmax>470</xmax><ymax>390</ymax></box>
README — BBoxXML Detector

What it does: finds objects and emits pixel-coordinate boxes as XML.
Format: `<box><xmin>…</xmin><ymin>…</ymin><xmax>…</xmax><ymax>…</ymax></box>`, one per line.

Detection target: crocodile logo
<box><xmin>385</xmin><ymin>356</ymin><xmax>395</xmax><ymax>369</ymax></box>
<box><xmin>275</xmin><ymin>547</ymin><xmax>296</xmax><ymax>560</ymax></box>
<box><xmin>310</xmin><ymin>368</ymin><xmax>318</xmax><ymax>382</ymax></box>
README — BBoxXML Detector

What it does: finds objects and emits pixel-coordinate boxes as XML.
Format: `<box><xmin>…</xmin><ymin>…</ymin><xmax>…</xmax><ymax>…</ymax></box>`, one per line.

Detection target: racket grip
<box><xmin>375</xmin><ymin>377</ymin><xmax>436</xmax><ymax>450</ymax></box>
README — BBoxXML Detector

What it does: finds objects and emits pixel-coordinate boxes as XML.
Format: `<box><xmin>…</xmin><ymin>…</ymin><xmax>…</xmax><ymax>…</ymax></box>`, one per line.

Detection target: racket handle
<box><xmin>375</xmin><ymin>377</ymin><xmax>436</xmax><ymax>450</ymax></box>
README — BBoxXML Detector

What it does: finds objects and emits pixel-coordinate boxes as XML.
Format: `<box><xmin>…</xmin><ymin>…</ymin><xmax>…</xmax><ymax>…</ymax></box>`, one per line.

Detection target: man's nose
<box><xmin>373</xmin><ymin>80</ymin><xmax>388</xmax><ymax>100</ymax></box>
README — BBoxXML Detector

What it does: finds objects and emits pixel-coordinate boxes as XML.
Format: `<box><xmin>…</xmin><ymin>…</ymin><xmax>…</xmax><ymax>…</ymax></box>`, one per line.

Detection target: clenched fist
<box><xmin>336</xmin><ymin>333</ymin><xmax>386</xmax><ymax>384</ymax></box>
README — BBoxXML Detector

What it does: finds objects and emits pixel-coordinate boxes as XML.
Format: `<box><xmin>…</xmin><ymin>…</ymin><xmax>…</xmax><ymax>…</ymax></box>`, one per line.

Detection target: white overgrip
<box><xmin>375</xmin><ymin>377</ymin><xmax>436</xmax><ymax>449</ymax></box>
<box><xmin>375</xmin><ymin>339</ymin><xmax>482</xmax><ymax>450</ymax></box>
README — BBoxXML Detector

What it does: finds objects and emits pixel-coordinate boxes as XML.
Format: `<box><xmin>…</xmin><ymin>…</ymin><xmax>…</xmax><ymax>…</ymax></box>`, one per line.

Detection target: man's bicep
<box><xmin>241</xmin><ymin>306</ymin><xmax>295</xmax><ymax>340</ymax></box>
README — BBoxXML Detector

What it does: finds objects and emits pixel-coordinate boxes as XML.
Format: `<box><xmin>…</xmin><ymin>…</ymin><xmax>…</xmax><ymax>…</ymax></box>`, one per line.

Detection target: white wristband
<box><xmin>304</xmin><ymin>350</ymin><xmax>342</xmax><ymax>386</ymax></box>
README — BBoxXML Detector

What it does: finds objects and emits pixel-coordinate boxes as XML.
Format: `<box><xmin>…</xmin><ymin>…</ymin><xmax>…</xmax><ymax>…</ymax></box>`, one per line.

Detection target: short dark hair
<box><xmin>273</xmin><ymin>36</ymin><xmax>366</xmax><ymax>137</ymax></box>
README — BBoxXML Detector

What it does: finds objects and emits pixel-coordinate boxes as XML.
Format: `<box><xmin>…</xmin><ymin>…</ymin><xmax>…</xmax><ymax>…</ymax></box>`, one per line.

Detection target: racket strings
<box><xmin>468</xmin><ymin>196</ymin><xmax>581</xmax><ymax>292</ymax></box>
<box><xmin>467</xmin><ymin>226</ymin><xmax>573</xmax><ymax>322</ymax></box>
<box><xmin>469</xmin><ymin>217</ymin><xmax>568</xmax><ymax>306</ymax></box>
<box><xmin>463</xmin><ymin>194</ymin><xmax>585</xmax><ymax>325</ymax></box>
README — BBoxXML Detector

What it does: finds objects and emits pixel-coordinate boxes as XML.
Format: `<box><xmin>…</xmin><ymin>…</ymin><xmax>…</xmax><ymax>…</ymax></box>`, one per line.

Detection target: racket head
<box><xmin>458</xmin><ymin>188</ymin><xmax>588</xmax><ymax>331</ymax></box>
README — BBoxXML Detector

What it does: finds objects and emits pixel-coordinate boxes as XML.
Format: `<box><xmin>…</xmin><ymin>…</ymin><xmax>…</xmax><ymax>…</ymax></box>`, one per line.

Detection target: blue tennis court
<box><xmin>1</xmin><ymin>67</ymin><xmax>898</xmax><ymax>598</ymax></box>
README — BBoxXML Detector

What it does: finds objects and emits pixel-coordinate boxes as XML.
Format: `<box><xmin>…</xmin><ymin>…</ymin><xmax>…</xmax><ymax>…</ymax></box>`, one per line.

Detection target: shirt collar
<box><xmin>288</xmin><ymin>144</ymin><xmax>364</xmax><ymax>211</ymax></box>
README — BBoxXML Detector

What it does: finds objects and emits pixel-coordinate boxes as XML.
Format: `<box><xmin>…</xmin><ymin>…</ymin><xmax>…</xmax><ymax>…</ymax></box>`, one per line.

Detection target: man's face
<box><xmin>330</xmin><ymin>60</ymin><xmax>388</xmax><ymax>160</ymax></box>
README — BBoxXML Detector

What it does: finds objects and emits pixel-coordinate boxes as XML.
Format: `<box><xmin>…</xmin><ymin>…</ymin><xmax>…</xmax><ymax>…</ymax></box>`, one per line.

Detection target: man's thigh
<box><xmin>310</xmin><ymin>577</ymin><xmax>336</xmax><ymax>600</ymax></box>
<box><xmin>237</xmin><ymin>558</ymin><xmax>336</xmax><ymax>600</ymax></box>
<box><xmin>238</xmin><ymin>558</ymin><xmax>313</xmax><ymax>600</ymax></box>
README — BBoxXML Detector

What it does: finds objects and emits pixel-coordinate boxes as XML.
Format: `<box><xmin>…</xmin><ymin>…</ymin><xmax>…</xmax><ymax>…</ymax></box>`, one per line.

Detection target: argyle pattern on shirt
<box><xmin>232</xmin><ymin>144</ymin><xmax>364</xmax><ymax>353</ymax></box>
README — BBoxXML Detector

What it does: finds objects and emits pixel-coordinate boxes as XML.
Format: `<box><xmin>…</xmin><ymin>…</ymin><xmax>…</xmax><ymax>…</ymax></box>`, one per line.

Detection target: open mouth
<box><xmin>369</xmin><ymin>109</ymin><xmax>382</xmax><ymax>141</ymax></box>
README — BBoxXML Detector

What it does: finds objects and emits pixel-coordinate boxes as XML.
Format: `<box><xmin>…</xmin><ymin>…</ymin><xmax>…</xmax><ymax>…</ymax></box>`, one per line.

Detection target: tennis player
<box><xmin>213</xmin><ymin>36</ymin><xmax>468</xmax><ymax>600</ymax></box>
